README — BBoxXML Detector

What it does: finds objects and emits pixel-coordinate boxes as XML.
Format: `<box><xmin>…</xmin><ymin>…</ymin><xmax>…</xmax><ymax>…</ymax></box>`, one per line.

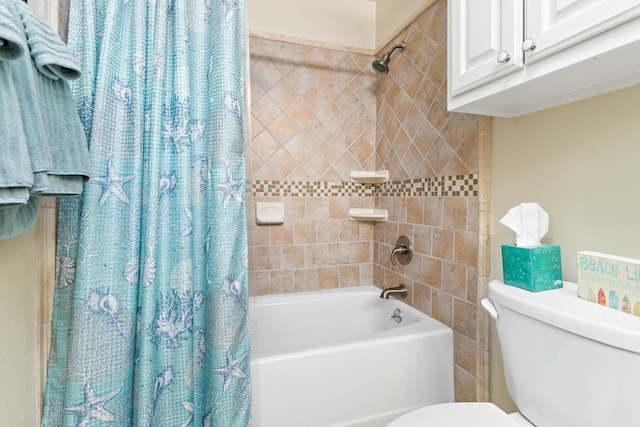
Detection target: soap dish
<box><xmin>256</xmin><ymin>202</ymin><xmax>284</xmax><ymax>225</ymax></box>
<box><xmin>348</xmin><ymin>208</ymin><xmax>388</xmax><ymax>222</ymax></box>
<box><xmin>349</xmin><ymin>170</ymin><xmax>389</xmax><ymax>184</ymax></box>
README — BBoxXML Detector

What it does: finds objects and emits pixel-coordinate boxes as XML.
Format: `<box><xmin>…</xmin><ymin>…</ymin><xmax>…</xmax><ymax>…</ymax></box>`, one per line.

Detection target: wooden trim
<box><xmin>476</xmin><ymin>116</ymin><xmax>492</xmax><ymax>402</ymax></box>
<box><xmin>35</xmin><ymin>198</ymin><xmax>57</xmax><ymax>426</ymax></box>
<box><xmin>249</xmin><ymin>30</ymin><xmax>376</xmax><ymax>56</ymax></box>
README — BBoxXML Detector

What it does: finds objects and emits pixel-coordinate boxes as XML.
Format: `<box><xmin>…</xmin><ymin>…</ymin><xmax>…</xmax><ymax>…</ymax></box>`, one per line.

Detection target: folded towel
<box><xmin>0</xmin><ymin>187</ymin><xmax>30</xmax><ymax>207</ymax></box>
<box><xmin>30</xmin><ymin>73</ymin><xmax>90</xmax><ymax>196</ymax></box>
<box><xmin>0</xmin><ymin>61</ymin><xmax>34</xmax><ymax>206</ymax></box>
<box><xmin>12</xmin><ymin>0</ymin><xmax>81</xmax><ymax>80</ymax></box>
<box><xmin>0</xmin><ymin>197</ymin><xmax>39</xmax><ymax>239</ymax></box>
<box><xmin>3</xmin><ymin>0</ymin><xmax>89</xmax><ymax>198</ymax></box>
<box><xmin>0</xmin><ymin>0</ymin><xmax>88</xmax><ymax>239</ymax></box>
<box><xmin>0</xmin><ymin>0</ymin><xmax>25</xmax><ymax>60</ymax></box>
<box><xmin>3</xmin><ymin>0</ymin><xmax>55</xmax><ymax>190</ymax></box>
<box><xmin>32</xmin><ymin>174</ymin><xmax>84</xmax><ymax>196</ymax></box>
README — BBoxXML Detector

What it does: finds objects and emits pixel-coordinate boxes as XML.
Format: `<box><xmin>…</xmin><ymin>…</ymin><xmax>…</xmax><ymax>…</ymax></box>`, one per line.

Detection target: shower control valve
<box><xmin>390</xmin><ymin>235</ymin><xmax>412</xmax><ymax>266</ymax></box>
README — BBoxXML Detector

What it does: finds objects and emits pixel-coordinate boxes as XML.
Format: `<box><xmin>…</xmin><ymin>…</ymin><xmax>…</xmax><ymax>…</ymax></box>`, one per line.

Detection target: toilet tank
<box><xmin>486</xmin><ymin>280</ymin><xmax>640</xmax><ymax>427</ymax></box>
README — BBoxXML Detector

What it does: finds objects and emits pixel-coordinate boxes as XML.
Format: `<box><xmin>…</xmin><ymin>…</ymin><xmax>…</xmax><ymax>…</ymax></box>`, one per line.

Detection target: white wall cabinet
<box><xmin>448</xmin><ymin>0</ymin><xmax>640</xmax><ymax>117</ymax></box>
<box><xmin>449</xmin><ymin>0</ymin><xmax>523</xmax><ymax>97</ymax></box>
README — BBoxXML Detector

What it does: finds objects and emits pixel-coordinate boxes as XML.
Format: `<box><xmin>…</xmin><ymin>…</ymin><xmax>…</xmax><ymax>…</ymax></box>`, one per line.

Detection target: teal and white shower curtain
<box><xmin>42</xmin><ymin>1</ymin><xmax>251</xmax><ymax>426</ymax></box>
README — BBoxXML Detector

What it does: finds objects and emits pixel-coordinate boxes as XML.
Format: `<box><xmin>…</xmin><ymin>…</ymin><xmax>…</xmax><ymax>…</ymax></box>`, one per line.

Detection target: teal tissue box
<box><xmin>501</xmin><ymin>244</ymin><xmax>563</xmax><ymax>292</ymax></box>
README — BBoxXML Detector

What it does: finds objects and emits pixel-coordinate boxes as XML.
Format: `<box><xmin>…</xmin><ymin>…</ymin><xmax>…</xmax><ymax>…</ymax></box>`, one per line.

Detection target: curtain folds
<box><xmin>42</xmin><ymin>1</ymin><xmax>251</xmax><ymax>426</ymax></box>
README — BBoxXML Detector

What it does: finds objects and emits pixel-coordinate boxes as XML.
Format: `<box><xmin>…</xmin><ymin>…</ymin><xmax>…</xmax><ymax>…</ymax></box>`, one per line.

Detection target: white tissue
<box><xmin>499</xmin><ymin>203</ymin><xmax>549</xmax><ymax>247</ymax></box>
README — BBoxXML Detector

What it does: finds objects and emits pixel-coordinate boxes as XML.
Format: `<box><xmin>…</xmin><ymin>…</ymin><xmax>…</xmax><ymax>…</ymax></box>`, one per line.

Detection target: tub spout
<box><xmin>380</xmin><ymin>284</ymin><xmax>407</xmax><ymax>299</ymax></box>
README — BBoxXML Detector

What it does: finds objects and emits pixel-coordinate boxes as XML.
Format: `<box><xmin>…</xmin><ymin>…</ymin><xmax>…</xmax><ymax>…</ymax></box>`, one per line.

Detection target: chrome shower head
<box><xmin>372</xmin><ymin>58</ymin><xmax>390</xmax><ymax>74</ymax></box>
<box><xmin>372</xmin><ymin>42</ymin><xmax>406</xmax><ymax>74</ymax></box>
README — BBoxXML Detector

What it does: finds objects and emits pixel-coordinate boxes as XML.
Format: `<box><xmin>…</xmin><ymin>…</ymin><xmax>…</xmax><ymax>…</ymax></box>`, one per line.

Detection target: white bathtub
<box><xmin>249</xmin><ymin>285</ymin><xmax>454</xmax><ymax>427</ymax></box>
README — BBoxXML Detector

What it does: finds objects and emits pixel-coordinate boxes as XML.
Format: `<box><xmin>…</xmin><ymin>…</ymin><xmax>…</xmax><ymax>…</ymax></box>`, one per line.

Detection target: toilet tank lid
<box><xmin>488</xmin><ymin>280</ymin><xmax>640</xmax><ymax>354</ymax></box>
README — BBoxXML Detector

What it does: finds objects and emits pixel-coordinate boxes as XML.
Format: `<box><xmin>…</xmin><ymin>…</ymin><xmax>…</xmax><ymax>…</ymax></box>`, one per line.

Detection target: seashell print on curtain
<box><xmin>41</xmin><ymin>0</ymin><xmax>251</xmax><ymax>426</ymax></box>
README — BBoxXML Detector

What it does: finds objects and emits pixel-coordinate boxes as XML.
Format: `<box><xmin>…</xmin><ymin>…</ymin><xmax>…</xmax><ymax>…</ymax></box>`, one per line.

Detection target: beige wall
<box><xmin>248</xmin><ymin>0</ymin><xmax>435</xmax><ymax>53</ymax></box>
<box><xmin>248</xmin><ymin>0</ymin><xmax>376</xmax><ymax>52</ymax></box>
<box><xmin>492</xmin><ymin>84</ymin><xmax>640</xmax><ymax>281</ymax></box>
<box><xmin>490</xmin><ymin>84</ymin><xmax>640</xmax><ymax>411</ymax></box>
<box><xmin>375</xmin><ymin>0</ymin><xmax>439</xmax><ymax>48</ymax></box>
<box><xmin>0</xmin><ymin>229</ymin><xmax>37</xmax><ymax>426</ymax></box>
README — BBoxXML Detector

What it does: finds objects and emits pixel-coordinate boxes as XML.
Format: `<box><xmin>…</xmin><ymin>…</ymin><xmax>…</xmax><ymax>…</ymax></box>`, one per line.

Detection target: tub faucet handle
<box><xmin>390</xmin><ymin>246</ymin><xmax>407</xmax><ymax>266</ymax></box>
<box><xmin>390</xmin><ymin>236</ymin><xmax>412</xmax><ymax>266</ymax></box>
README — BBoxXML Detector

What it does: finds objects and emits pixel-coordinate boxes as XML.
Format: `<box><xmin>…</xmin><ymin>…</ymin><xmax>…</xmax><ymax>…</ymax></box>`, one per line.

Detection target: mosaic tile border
<box><xmin>249</xmin><ymin>174</ymin><xmax>478</xmax><ymax>197</ymax></box>
<box><xmin>248</xmin><ymin>180</ymin><xmax>376</xmax><ymax>197</ymax></box>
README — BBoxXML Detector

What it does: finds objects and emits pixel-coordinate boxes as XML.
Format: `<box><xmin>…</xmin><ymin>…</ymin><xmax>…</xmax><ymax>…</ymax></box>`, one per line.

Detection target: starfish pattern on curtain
<box><xmin>41</xmin><ymin>0</ymin><xmax>251</xmax><ymax>426</ymax></box>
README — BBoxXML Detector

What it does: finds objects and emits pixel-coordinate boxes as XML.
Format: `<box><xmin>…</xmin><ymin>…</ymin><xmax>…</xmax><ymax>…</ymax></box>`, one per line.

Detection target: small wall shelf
<box><xmin>349</xmin><ymin>170</ymin><xmax>389</xmax><ymax>184</ymax></box>
<box><xmin>256</xmin><ymin>202</ymin><xmax>284</xmax><ymax>225</ymax></box>
<box><xmin>348</xmin><ymin>208</ymin><xmax>388</xmax><ymax>222</ymax></box>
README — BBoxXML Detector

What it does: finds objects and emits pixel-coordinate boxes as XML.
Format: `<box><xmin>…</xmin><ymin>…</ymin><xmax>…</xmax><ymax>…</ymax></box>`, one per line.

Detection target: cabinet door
<box><xmin>525</xmin><ymin>0</ymin><xmax>640</xmax><ymax>63</ymax></box>
<box><xmin>449</xmin><ymin>0</ymin><xmax>524</xmax><ymax>96</ymax></box>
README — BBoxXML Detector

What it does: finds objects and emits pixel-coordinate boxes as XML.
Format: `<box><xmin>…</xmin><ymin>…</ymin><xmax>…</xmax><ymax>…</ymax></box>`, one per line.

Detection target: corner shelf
<box><xmin>350</xmin><ymin>170</ymin><xmax>389</xmax><ymax>184</ymax></box>
<box><xmin>348</xmin><ymin>208</ymin><xmax>388</xmax><ymax>222</ymax></box>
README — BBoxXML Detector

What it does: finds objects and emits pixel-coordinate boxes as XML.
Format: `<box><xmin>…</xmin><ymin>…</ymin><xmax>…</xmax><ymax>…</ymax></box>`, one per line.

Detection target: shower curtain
<box><xmin>42</xmin><ymin>0</ymin><xmax>251</xmax><ymax>426</ymax></box>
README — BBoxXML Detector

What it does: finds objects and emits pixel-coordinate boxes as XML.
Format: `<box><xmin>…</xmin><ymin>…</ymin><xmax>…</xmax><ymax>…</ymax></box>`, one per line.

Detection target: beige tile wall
<box><xmin>248</xmin><ymin>1</ymin><xmax>489</xmax><ymax>402</ymax></box>
<box><xmin>373</xmin><ymin>2</ymin><xmax>485</xmax><ymax>401</ymax></box>
<box><xmin>247</xmin><ymin>36</ymin><xmax>379</xmax><ymax>294</ymax></box>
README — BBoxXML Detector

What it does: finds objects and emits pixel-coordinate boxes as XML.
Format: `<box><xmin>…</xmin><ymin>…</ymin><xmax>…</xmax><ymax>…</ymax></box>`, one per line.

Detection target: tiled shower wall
<box><xmin>247</xmin><ymin>37</ymin><xmax>379</xmax><ymax>294</ymax></box>
<box><xmin>373</xmin><ymin>2</ymin><xmax>484</xmax><ymax>401</ymax></box>
<box><xmin>247</xmin><ymin>1</ymin><xmax>487</xmax><ymax>402</ymax></box>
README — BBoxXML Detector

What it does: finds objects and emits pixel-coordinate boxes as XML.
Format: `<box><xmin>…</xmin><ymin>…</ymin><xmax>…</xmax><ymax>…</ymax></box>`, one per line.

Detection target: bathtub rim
<box><xmin>249</xmin><ymin>285</ymin><xmax>453</xmax><ymax>362</ymax></box>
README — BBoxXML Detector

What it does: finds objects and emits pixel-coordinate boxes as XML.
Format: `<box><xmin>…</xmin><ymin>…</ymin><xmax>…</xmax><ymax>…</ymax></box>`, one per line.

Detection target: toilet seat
<box><xmin>387</xmin><ymin>402</ymin><xmax>526</xmax><ymax>427</ymax></box>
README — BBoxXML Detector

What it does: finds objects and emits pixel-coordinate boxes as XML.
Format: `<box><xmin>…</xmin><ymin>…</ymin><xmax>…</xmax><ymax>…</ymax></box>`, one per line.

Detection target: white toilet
<box><xmin>389</xmin><ymin>279</ymin><xmax>640</xmax><ymax>427</ymax></box>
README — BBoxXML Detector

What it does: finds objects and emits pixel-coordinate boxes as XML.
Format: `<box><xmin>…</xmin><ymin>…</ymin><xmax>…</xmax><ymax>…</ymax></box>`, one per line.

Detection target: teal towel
<box><xmin>0</xmin><ymin>197</ymin><xmax>39</xmax><ymax>239</ymax></box>
<box><xmin>5</xmin><ymin>0</ymin><xmax>89</xmax><ymax>197</ymax></box>
<box><xmin>0</xmin><ymin>0</ymin><xmax>25</xmax><ymax>60</ymax></box>
<box><xmin>12</xmin><ymin>0</ymin><xmax>80</xmax><ymax>80</ymax></box>
<box><xmin>32</xmin><ymin>74</ymin><xmax>89</xmax><ymax>195</ymax></box>
<box><xmin>4</xmin><ymin>0</ymin><xmax>55</xmax><ymax>192</ymax></box>
<box><xmin>0</xmin><ymin>61</ymin><xmax>33</xmax><ymax>206</ymax></box>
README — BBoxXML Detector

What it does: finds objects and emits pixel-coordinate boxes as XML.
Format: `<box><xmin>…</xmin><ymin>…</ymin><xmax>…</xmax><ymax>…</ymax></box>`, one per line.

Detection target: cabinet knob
<box><xmin>496</xmin><ymin>50</ymin><xmax>511</xmax><ymax>63</ymax></box>
<box><xmin>522</xmin><ymin>38</ymin><xmax>537</xmax><ymax>52</ymax></box>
